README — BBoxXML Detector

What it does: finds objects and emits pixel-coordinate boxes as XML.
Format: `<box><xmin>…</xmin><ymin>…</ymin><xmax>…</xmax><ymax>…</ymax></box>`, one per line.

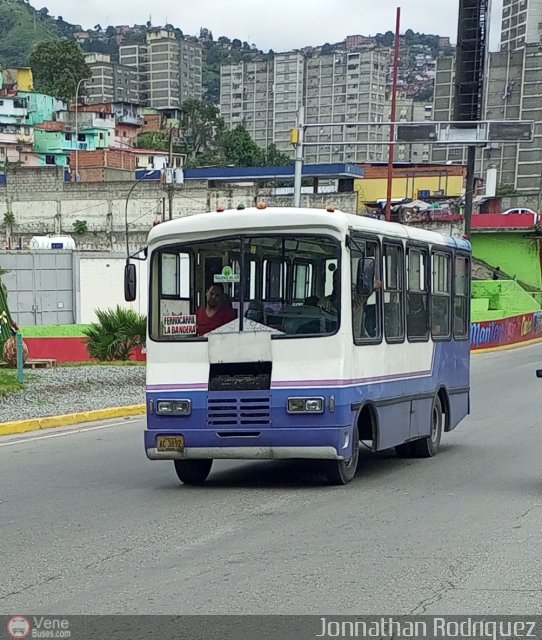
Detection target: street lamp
<box><xmin>74</xmin><ymin>78</ymin><xmax>85</xmax><ymax>182</ymax></box>
<box><xmin>63</xmin><ymin>71</ymin><xmax>85</xmax><ymax>181</ymax></box>
<box><xmin>125</xmin><ymin>170</ymin><xmax>156</xmax><ymax>260</ymax></box>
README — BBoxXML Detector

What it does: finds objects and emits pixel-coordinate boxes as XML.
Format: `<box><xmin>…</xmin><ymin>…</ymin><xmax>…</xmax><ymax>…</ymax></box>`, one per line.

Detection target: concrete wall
<box><xmin>0</xmin><ymin>168</ymin><xmax>359</xmax><ymax>252</ymax></box>
<box><xmin>78</xmin><ymin>254</ymin><xmax>147</xmax><ymax>323</ymax></box>
<box><xmin>471</xmin><ymin>280</ymin><xmax>541</xmax><ymax>322</ymax></box>
<box><xmin>471</xmin><ymin>233</ymin><xmax>542</xmax><ymax>291</ymax></box>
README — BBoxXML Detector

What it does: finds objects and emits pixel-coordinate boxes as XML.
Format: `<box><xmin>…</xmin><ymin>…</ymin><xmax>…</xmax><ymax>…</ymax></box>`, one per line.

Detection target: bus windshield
<box><xmin>150</xmin><ymin>234</ymin><xmax>341</xmax><ymax>340</ymax></box>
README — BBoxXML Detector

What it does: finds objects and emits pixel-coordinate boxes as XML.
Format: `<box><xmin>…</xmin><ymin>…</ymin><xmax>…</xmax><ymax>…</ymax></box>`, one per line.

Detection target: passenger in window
<box><xmin>304</xmin><ymin>295</ymin><xmax>320</xmax><ymax>307</ymax></box>
<box><xmin>319</xmin><ymin>269</ymin><xmax>340</xmax><ymax>314</ymax></box>
<box><xmin>196</xmin><ymin>284</ymin><xmax>237</xmax><ymax>336</ymax></box>
<box><xmin>407</xmin><ymin>294</ymin><xmax>428</xmax><ymax>337</ymax></box>
<box><xmin>353</xmin><ymin>279</ymin><xmax>382</xmax><ymax>340</ymax></box>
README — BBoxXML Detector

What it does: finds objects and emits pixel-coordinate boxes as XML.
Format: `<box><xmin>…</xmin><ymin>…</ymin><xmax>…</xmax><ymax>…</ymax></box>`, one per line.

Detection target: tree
<box><xmin>232</xmin><ymin>38</ymin><xmax>242</xmax><ymax>49</ymax></box>
<box><xmin>106</xmin><ymin>26</ymin><xmax>116</xmax><ymax>38</ymax></box>
<box><xmin>263</xmin><ymin>143</ymin><xmax>293</xmax><ymax>167</ymax></box>
<box><xmin>94</xmin><ymin>24</ymin><xmax>102</xmax><ymax>32</ymax></box>
<box><xmin>218</xmin><ymin>36</ymin><xmax>231</xmax><ymax>46</ymax></box>
<box><xmin>219</xmin><ymin>126</ymin><xmax>264</xmax><ymax>167</ymax></box>
<box><xmin>180</xmin><ymin>99</ymin><xmax>224</xmax><ymax>159</ymax></box>
<box><xmin>29</xmin><ymin>40</ymin><xmax>91</xmax><ymax>103</ymax></box>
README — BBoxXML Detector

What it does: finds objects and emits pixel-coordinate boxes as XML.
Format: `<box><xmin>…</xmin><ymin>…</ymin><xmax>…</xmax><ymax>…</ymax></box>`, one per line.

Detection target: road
<box><xmin>1</xmin><ymin>345</ymin><xmax>542</xmax><ymax>615</ymax></box>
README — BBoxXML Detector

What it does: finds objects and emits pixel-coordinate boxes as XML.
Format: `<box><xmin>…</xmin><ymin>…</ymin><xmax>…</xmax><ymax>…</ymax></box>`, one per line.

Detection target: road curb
<box><xmin>472</xmin><ymin>336</ymin><xmax>542</xmax><ymax>355</ymax></box>
<box><xmin>0</xmin><ymin>405</ymin><xmax>146</xmax><ymax>437</ymax></box>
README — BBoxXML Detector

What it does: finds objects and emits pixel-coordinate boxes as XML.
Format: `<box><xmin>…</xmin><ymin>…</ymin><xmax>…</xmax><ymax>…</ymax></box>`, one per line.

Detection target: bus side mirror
<box><xmin>124</xmin><ymin>262</ymin><xmax>137</xmax><ymax>302</ymax></box>
<box><xmin>356</xmin><ymin>257</ymin><xmax>376</xmax><ymax>296</ymax></box>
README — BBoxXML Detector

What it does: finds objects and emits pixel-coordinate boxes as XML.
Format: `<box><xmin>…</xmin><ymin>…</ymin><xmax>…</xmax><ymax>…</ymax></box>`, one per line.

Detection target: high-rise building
<box><xmin>431</xmin><ymin>45</ymin><xmax>542</xmax><ymax>192</ymax></box>
<box><xmin>120</xmin><ymin>29</ymin><xmax>203</xmax><ymax>109</ymax></box>
<box><xmin>84</xmin><ymin>53</ymin><xmax>140</xmax><ymax>104</ymax></box>
<box><xmin>501</xmin><ymin>0</ymin><xmax>542</xmax><ymax>50</ymax></box>
<box><xmin>220</xmin><ymin>49</ymin><xmax>389</xmax><ymax>162</ymax></box>
<box><xmin>220</xmin><ymin>52</ymin><xmax>304</xmax><ymax>155</ymax></box>
<box><xmin>118</xmin><ymin>45</ymin><xmax>149</xmax><ymax>104</ymax></box>
<box><xmin>304</xmin><ymin>50</ymin><xmax>388</xmax><ymax>164</ymax></box>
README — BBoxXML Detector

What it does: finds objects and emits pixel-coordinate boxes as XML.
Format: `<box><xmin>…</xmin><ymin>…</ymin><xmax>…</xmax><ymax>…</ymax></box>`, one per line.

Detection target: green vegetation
<box><xmin>0</xmin><ymin>0</ymin><xmax>60</xmax><ymax>67</ymax></box>
<box><xmin>0</xmin><ymin>369</ymin><xmax>21</xmax><ymax>395</ymax></box>
<box><xmin>29</xmin><ymin>39</ymin><xmax>91</xmax><ymax>102</ymax></box>
<box><xmin>83</xmin><ymin>307</ymin><xmax>146</xmax><ymax>361</ymax></box>
<box><xmin>136</xmin><ymin>101</ymin><xmax>293</xmax><ymax>167</ymax></box>
<box><xmin>21</xmin><ymin>324</ymin><xmax>90</xmax><ymax>338</ymax></box>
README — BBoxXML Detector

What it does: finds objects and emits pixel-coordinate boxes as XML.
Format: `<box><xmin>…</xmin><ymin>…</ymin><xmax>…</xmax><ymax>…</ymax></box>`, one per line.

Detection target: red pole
<box><xmin>385</xmin><ymin>7</ymin><xmax>401</xmax><ymax>223</ymax></box>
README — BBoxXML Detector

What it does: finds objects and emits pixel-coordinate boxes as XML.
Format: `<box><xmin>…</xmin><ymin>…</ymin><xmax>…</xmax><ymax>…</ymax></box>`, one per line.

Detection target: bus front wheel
<box><xmin>324</xmin><ymin>427</ymin><xmax>360</xmax><ymax>486</ymax></box>
<box><xmin>174</xmin><ymin>459</ymin><xmax>213</xmax><ymax>486</ymax></box>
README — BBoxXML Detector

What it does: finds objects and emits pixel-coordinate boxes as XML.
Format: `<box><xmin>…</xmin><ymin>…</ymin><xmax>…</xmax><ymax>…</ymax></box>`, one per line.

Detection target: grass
<box><xmin>59</xmin><ymin>361</ymin><xmax>146</xmax><ymax>368</ymax></box>
<box><xmin>20</xmin><ymin>325</ymin><xmax>90</xmax><ymax>338</ymax></box>
<box><xmin>0</xmin><ymin>369</ymin><xmax>22</xmax><ymax>395</ymax></box>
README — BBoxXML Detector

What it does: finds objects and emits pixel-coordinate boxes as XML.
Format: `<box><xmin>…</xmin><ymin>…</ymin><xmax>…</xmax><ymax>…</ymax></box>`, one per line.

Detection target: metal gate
<box><xmin>0</xmin><ymin>251</ymin><xmax>76</xmax><ymax>326</ymax></box>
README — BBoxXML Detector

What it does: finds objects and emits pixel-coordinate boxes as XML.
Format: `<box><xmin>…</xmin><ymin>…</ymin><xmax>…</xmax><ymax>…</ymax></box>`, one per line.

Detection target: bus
<box><xmin>125</xmin><ymin>206</ymin><xmax>471</xmax><ymax>486</ymax></box>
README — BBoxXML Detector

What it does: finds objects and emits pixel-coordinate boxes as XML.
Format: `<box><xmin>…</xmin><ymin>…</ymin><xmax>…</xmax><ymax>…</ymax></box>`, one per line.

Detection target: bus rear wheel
<box><xmin>174</xmin><ymin>459</ymin><xmax>213</xmax><ymax>486</ymax></box>
<box><xmin>324</xmin><ymin>427</ymin><xmax>360</xmax><ymax>486</ymax></box>
<box><xmin>395</xmin><ymin>396</ymin><xmax>443</xmax><ymax>459</ymax></box>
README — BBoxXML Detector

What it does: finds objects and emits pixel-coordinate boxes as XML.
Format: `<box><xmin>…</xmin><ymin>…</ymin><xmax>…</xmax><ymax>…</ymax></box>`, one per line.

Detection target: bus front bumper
<box><xmin>146</xmin><ymin>446</ymin><xmax>343</xmax><ymax>460</ymax></box>
<box><xmin>145</xmin><ymin>427</ymin><xmax>351</xmax><ymax>461</ymax></box>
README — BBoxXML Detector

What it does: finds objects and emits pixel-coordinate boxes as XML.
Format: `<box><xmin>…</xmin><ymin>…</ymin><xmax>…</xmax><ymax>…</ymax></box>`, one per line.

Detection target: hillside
<box><xmin>0</xmin><ymin>0</ymin><xmax>449</xmax><ymax>103</ymax></box>
<box><xmin>0</xmin><ymin>0</ymin><xmax>78</xmax><ymax>67</ymax></box>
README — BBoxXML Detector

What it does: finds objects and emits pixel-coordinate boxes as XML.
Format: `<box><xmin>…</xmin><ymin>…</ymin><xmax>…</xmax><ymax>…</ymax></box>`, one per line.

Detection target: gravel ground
<box><xmin>0</xmin><ymin>366</ymin><xmax>146</xmax><ymax>423</ymax></box>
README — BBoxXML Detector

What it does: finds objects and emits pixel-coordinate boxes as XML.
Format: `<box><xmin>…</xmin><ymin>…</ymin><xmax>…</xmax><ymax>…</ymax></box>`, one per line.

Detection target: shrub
<box><xmin>83</xmin><ymin>306</ymin><xmax>146</xmax><ymax>361</ymax></box>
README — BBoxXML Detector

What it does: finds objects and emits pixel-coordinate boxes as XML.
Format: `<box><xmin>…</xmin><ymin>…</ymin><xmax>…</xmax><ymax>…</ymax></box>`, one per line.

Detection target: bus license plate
<box><xmin>157</xmin><ymin>436</ymin><xmax>185</xmax><ymax>452</ymax></box>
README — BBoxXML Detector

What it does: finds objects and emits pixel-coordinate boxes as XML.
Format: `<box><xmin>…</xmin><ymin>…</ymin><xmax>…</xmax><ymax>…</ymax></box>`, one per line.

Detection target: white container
<box><xmin>29</xmin><ymin>235</ymin><xmax>76</xmax><ymax>250</ymax></box>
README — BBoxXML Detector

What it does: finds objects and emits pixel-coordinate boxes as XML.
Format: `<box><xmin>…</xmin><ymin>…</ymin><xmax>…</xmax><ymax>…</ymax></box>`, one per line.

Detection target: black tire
<box><xmin>174</xmin><ymin>459</ymin><xmax>213</xmax><ymax>485</ymax></box>
<box><xmin>324</xmin><ymin>427</ymin><xmax>360</xmax><ymax>486</ymax></box>
<box><xmin>395</xmin><ymin>442</ymin><xmax>415</xmax><ymax>458</ymax></box>
<box><xmin>411</xmin><ymin>395</ymin><xmax>443</xmax><ymax>458</ymax></box>
<box><xmin>395</xmin><ymin>396</ymin><xmax>444</xmax><ymax>459</ymax></box>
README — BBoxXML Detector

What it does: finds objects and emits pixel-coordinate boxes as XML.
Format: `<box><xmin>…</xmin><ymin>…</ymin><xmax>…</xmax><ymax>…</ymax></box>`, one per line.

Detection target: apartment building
<box><xmin>304</xmin><ymin>49</ymin><xmax>388</xmax><ymax>163</ymax></box>
<box><xmin>120</xmin><ymin>30</ymin><xmax>203</xmax><ymax>109</ymax></box>
<box><xmin>84</xmin><ymin>53</ymin><xmax>140</xmax><ymax>104</ymax></box>
<box><xmin>385</xmin><ymin>94</ymin><xmax>415</xmax><ymax>162</ymax></box>
<box><xmin>220</xmin><ymin>49</ymin><xmax>388</xmax><ymax>162</ymax></box>
<box><xmin>501</xmin><ymin>0</ymin><xmax>542</xmax><ymax>50</ymax></box>
<box><xmin>431</xmin><ymin>45</ymin><xmax>542</xmax><ymax>192</ymax></box>
<box><xmin>220</xmin><ymin>52</ymin><xmax>304</xmax><ymax>155</ymax></box>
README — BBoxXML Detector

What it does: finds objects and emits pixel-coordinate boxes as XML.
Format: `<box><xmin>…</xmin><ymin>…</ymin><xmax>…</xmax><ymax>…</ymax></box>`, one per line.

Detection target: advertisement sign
<box><xmin>470</xmin><ymin>311</ymin><xmax>542</xmax><ymax>350</ymax></box>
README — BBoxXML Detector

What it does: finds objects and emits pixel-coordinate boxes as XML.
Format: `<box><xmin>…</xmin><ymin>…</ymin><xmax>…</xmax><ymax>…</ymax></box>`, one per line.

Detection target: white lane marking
<box><xmin>0</xmin><ymin>419</ymin><xmax>143</xmax><ymax>448</ymax></box>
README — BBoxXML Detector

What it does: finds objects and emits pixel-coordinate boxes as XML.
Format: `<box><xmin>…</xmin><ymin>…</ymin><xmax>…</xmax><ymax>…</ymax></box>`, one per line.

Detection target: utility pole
<box><xmin>167</xmin><ymin>127</ymin><xmax>174</xmax><ymax>220</ymax></box>
<box><xmin>385</xmin><ymin>7</ymin><xmax>401</xmax><ymax>223</ymax></box>
<box><xmin>293</xmin><ymin>105</ymin><xmax>305</xmax><ymax>208</ymax></box>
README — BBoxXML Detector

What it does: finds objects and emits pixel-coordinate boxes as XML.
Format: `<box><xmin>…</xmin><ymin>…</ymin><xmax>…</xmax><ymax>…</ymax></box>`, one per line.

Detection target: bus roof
<box><xmin>147</xmin><ymin>207</ymin><xmax>471</xmax><ymax>252</ymax></box>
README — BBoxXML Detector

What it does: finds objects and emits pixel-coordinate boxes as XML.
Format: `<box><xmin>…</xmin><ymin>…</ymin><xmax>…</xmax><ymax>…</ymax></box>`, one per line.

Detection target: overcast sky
<box><xmin>40</xmin><ymin>0</ymin><xmax>505</xmax><ymax>51</ymax></box>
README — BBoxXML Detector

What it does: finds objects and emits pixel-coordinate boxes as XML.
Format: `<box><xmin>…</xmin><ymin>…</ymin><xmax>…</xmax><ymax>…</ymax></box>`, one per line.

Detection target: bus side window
<box><xmin>351</xmin><ymin>239</ymin><xmax>381</xmax><ymax>343</ymax></box>
<box><xmin>407</xmin><ymin>248</ymin><xmax>429</xmax><ymax>341</ymax></box>
<box><xmin>454</xmin><ymin>256</ymin><xmax>470</xmax><ymax>339</ymax></box>
<box><xmin>432</xmin><ymin>252</ymin><xmax>452</xmax><ymax>339</ymax></box>
<box><xmin>383</xmin><ymin>243</ymin><xmax>405</xmax><ymax>342</ymax></box>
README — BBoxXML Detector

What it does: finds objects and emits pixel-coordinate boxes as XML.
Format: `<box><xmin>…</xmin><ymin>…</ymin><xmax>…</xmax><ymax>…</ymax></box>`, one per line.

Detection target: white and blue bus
<box><xmin>125</xmin><ymin>206</ymin><xmax>471</xmax><ymax>486</ymax></box>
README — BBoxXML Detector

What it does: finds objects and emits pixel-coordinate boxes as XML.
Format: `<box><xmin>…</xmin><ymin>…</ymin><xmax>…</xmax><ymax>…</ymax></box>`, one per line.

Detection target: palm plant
<box><xmin>83</xmin><ymin>306</ymin><xmax>147</xmax><ymax>361</ymax></box>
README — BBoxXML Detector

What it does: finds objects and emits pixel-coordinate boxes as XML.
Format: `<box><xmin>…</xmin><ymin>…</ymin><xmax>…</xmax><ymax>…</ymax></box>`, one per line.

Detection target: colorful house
<box><xmin>33</xmin><ymin>122</ymin><xmax>103</xmax><ymax>167</ymax></box>
<box><xmin>354</xmin><ymin>163</ymin><xmax>466</xmax><ymax>208</ymax></box>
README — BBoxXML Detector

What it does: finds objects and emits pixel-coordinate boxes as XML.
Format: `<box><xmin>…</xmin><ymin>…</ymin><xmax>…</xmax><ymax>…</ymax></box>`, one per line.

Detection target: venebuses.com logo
<box><xmin>6</xmin><ymin>616</ymin><xmax>71</xmax><ymax>640</ymax></box>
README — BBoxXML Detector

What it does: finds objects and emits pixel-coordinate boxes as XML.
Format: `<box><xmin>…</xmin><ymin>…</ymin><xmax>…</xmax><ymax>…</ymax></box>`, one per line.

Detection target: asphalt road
<box><xmin>1</xmin><ymin>345</ymin><xmax>542</xmax><ymax>615</ymax></box>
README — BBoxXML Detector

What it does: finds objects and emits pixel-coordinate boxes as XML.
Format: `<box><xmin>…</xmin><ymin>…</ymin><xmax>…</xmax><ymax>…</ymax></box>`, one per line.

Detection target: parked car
<box><xmin>501</xmin><ymin>208</ymin><xmax>537</xmax><ymax>215</ymax></box>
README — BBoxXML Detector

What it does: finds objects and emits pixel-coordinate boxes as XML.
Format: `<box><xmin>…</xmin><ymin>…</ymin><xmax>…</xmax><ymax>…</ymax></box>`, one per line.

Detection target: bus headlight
<box><xmin>287</xmin><ymin>398</ymin><xmax>325</xmax><ymax>414</ymax></box>
<box><xmin>157</xmin><ymin>400</ymin><xmax>192</xmax><ymax>416</ymax></box>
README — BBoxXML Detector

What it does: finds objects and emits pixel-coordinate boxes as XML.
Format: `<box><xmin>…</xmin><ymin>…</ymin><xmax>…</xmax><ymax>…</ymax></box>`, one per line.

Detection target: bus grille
<box><xmin>207</xmin><ymin>397</ymin><xmax>271</xmax><ymax>427</ymax></box>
